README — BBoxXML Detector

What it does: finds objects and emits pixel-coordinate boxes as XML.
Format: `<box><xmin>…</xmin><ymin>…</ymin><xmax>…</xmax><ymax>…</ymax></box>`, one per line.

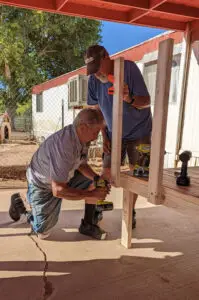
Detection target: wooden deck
<box><xmin>120</xmin><ymin>167</ymin><xmax>199</xmax><ymax>206</ymax></box>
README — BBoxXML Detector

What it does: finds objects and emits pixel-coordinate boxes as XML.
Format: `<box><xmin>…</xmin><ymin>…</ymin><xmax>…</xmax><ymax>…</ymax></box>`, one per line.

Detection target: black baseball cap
<box><xmin>84</xmin><ymin>45</ymin><xmax>108</xmax><ymax>75</ymax></box>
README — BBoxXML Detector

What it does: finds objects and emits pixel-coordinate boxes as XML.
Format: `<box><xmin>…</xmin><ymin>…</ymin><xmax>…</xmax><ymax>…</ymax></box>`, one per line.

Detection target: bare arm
<box><xmin>123</xmin><ymin>84</ymin><xmax>150</xmax><ymax>109</ymax></box>
<box><xmin>130</xmin><ymin>95</ymin><xmax>150</xmax><ymax>109</ymax></box>
<box><xmin>52</xmin><ymin>180</ymin><xmax>93</xmax><ymax>200</ymax></box>
<box><xmin>78</xmin><ymin>163</ymin><xmax>98</xmax><ymax>181</ymax></box>
<box><xmin>52</xmin><ymin>180</ymin><xmax>108</xmax><ymax>204</ymax></box>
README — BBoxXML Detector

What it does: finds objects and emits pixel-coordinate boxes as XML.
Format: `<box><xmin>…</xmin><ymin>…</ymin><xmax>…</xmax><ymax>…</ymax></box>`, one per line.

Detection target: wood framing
<box><xmin>150</xmin><ymin>0</ymin><xmax>167</xmax><ymax>8</ymax></box>
<box><xmin>148</xmin><ymin>38</ymin><xmax>174</xmax><ymax>205</ymax></box>
<box><xmin>121</xmin><ymin>190</ymin><xmax>136</xmax><ymax>248</ymax></box>
<box><xmin>120</xmin><ymin>172</ymin><xmax>148</xmax><ymax>198</ymax></box>
<box><xmin>111</xmin><ymin>57</ymin><xmax>124</xmax><ymax>187</ymax></box>
<box><xmin>101</xmin><ymin>0</ymin><xmax>149</xmax><ymax>9</ymax></box>
<box><xmin>174</xmin><ymin>25</ymin><xmax>192</xmax><ymax>167</ymax></box>
<box><xmin>154</xmin><ymin>3</ymin><xmax>199</xmax><ymax>19</ymax></box>
<box><xmin>1</xmin><ymin>0</ymin><xmax>199</xmax><ymax>32</ymax></box>
<box><xmin>56</xmin><ymin>0</ymin><xmax>69</xmax><ymax>11</ymax></box>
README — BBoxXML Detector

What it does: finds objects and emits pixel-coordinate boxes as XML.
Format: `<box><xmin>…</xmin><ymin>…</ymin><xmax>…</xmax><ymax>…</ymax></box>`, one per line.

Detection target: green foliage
<box><xmin>16</xmin><ymin>101</ymin><xmax>31</xmax><ymax>116</ymax></box>
<box><xmin>0</xmin><ymin>6</ymin><xmax>101</xmax><ymax>115</ymax></box>
<box><xmin>0</xmin><ymin>99</ymin><xmax>5</xmax><ymax>113</ymax></box>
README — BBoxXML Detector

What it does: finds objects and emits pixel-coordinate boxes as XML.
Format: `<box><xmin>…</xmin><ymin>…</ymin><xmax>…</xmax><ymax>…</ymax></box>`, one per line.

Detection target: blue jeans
<box><xmin>27</xmin><ymin>171</ymin><xmax>92</xmax><ymax>233</ymax></box>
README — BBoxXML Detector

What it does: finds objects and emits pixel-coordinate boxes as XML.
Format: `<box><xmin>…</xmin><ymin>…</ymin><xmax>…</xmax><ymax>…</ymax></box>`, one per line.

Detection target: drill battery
<box><xmin>133</xmin><ymin>144</ymin><xmax>150</xmax><ymax>178</ymax></box>
<box><xmin>94</xmin><ymin>176</ymin><xmax>113</xmax><ymax>211</ymax></box>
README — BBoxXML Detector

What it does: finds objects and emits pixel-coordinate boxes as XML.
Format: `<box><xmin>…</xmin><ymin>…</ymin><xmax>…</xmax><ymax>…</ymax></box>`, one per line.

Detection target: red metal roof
<box><xmin>0</xmin><ymin>0</ymin><xmax>199</xmax><ymax>37</ymax></box>
<box><xmin>32</xmin><ymin>31</ymin><xmax>183</xmax><ymax>94</ymax></box>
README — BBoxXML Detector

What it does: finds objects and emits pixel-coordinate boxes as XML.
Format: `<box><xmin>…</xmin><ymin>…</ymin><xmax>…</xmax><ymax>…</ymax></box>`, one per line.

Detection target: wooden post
<box><xmin>174</xmin><ymin>25</ymin><xmax>192</xmax><ymax>167</ymax></box>
<box><xmin>111</xmin><ymin>57</ymin><xmax>124</xmax><ymax>187</ymax></box>
<box><xmin>121</xmin><ymin>190</ymin><xmax>136</xmax><ymax>248</ymax></box>
<box><xmin>148</xmin><ymin>38</ymin><xmax>174</xmax><ymax>205</ymax></box>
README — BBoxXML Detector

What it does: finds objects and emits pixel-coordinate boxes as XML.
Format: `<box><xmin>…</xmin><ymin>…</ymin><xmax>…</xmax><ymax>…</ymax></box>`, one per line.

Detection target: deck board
<box><xmin>120</xmin><ymin>167</ymin><xmax>199</xmax><ymax>205</ymax></box>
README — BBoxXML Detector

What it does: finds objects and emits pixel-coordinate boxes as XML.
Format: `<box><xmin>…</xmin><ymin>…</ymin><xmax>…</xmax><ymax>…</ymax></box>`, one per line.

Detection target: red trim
<box><xmin>32</xmin><ymin>67</ymin><xmax>86</xmax><ymax>94</ymax></box>
<box><xmin>32</xmin><ymin>31</ymin><xmax>183</xmax><ymax>94</ymax></box>
<box><xmin>113</xmin><ymin>31</ymin><xmax>183</xmax><ymax>60</ymax></box>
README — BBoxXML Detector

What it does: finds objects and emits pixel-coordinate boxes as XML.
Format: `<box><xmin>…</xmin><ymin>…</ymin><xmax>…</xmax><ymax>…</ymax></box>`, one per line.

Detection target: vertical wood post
<box><xmin>174</xmin><ymin>25</ymin><xmax>192</xmax><ymax>167</ymax></box>
<box><xmin>121</xmin><ymin>190</ymin><xmax>136</xmax><ymax>248</ymax></box>
<box><xmin>148</xmin><ymin>38</ymin><xmax>174</xmax><ymax>205</ymax></box>
<box><xmin>111</xmin><ymin>57</ymin><xmax>124</xmax><ymax>187</ymax></box>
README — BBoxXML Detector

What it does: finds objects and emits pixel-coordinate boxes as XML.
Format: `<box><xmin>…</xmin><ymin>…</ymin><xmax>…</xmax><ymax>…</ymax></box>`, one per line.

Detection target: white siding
<box><xmin>148</xmin><ymin>42</ymin><xmax>199</xmax><ymax>167</ymax></box>
<box><xmin>32</xmin><ymin>83</ymin><xmax>74</xmax><ymax>140</ymax></box>
<box><xmin>144</xmin><ymin>44</ymin><xmax>183</xmax><ymax>167</ymax></box>
<box><xmin>181</xmin><ymin>48</ymin><xmax>199</xmax><ymax>163</ymax></box>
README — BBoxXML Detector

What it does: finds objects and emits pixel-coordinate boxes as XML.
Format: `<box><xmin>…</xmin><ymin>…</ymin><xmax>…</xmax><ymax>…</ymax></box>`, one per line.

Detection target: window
<box><xmin>143</xmin><ymin>61</ymin><xmax>157</xmax><ymax>105</ymax></box>
<box><xmin>36</xmin><ymin>93</ymin><xmax>43</xmax><ymax>112</ymax></box>
<box><xmin>143</xmin><ymin>54</ymin><xmax>181</xmax><ymax>105</ymax></box>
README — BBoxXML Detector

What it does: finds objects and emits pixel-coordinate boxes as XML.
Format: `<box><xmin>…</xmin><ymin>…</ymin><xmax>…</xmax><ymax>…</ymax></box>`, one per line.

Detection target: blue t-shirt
<box><xmin>87</xmin><ymin>60</ymin><xmax>152</xmax><ymax>140</ymax></box>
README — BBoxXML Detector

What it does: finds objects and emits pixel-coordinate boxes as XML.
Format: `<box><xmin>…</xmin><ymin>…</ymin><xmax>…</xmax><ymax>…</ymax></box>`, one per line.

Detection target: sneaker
<box><xmin>132</xmin><ymin>209</ymin><xmax>136</xmax><ymax>229</ymax></box>
<box><xmin>9</xmin><ymin>193</ymin><xmax>26</xmax><ymax>222</ymax></box>
<box><xmin>79</xmin><ymin>219</ymin><xmax>107</xmax><ymax>240</ymax></box>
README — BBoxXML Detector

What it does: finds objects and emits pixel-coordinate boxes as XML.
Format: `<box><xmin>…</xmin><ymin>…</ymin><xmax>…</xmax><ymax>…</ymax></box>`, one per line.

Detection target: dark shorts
<box><xmin>103</xmin><ymin>135</ymin><xmax>151</xmax><ymax>168</ymax></box>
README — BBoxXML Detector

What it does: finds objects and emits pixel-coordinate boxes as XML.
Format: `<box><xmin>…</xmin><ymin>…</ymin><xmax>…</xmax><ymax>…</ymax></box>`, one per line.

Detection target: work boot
<box><xmin>132</xmin><ymin>209</ymin><xmax>136</xmax><ymax>229</ymax></box>
<box><xmin>9</xmin><ymin>193</ymin><xmax>26</xmax><ymax>222</ymax></box>
<box><xmin>79</xmin><ymin>219</ymin><xmax>107</xmax><ymax>240</ymax></box>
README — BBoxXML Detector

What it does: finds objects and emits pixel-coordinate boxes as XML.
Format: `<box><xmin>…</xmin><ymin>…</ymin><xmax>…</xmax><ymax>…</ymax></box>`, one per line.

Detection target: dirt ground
<box><xmin>0</xmin><ymin>141</ymin><xmax>38</xmax><ymax>188</ymax></box>
<box><xmin>0</xmin><ymin>141</ymin><xmax>105</xmax><ymax>189</ymax></box>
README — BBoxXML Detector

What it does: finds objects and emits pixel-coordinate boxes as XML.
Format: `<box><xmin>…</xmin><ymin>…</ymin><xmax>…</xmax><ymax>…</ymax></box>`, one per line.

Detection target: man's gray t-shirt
<box><xmin>87</xmin><ymin>60</ymin><xmax>152</xmax><ymax>140</ymax></box>
<box><xmin>27</xmin><ymin>125</ymin><xmax>86</xmax><ymax>189</ymax></box>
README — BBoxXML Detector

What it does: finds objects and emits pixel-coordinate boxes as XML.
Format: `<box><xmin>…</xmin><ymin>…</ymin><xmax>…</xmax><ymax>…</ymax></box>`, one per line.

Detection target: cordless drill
<box><xmin>133</xmin><ymin>144</ymin><xmax>151</xmax><ymax>178</ymax></box>
<box><xmin>176</xmin><ymin>151</ymin><xmax>192</xmax><ymax>186</ymax></box>
<box><xmin>93</xmin><ymin>176</ymin><xmax>113</xmax><ymax>211</ymax></box>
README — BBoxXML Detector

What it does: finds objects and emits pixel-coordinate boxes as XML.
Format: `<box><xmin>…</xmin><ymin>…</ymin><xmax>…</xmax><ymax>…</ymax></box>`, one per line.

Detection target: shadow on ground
<box><xmin>1</xmin><ymin>206</ymin><xmax>199</xmax><ymax>300</ymax></box>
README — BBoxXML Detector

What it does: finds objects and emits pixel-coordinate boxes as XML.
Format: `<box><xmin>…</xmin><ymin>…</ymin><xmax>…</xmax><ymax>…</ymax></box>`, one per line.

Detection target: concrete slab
<box><xmin>1</xmin><ymin>188</ymin><xmax>199</xmax><ymax>300</ymax></box>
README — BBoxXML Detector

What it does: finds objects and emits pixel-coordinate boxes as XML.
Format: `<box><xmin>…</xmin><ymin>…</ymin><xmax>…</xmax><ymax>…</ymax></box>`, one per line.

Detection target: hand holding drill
<box><xmin>93</xmin><ymin>175</ymin><xmax>113</xmax><ymax>211</ymax></box>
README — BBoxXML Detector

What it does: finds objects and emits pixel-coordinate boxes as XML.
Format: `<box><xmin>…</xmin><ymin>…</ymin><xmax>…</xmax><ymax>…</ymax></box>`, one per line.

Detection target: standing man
<box><xmin>85</xmin><ymin>45</ymin><xmax>152</xmax><ymax>228</ymax></box>
<box><xmin>9</xmin><ymin>108</ymin><xmax>110</xmax><ymax>240</ymax></box>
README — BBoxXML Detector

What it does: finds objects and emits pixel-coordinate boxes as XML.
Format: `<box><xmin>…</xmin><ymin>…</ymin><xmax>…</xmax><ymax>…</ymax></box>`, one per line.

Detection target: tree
<box><xmin>0</xmin><ymin>5</ymin><xmax>101</xmax><ymax>121</ymax></box>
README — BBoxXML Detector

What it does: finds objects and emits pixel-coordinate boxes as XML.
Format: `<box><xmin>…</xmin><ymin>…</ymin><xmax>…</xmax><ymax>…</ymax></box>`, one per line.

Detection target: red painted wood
<box><xmin>150</xmin><ymin>0</ymin><xmax>167</xmax><ymax>9</ymax></box>
<box><xmin>0</xmin><ymin>0</ymin><xmax>198</xmax><ymax>37</ymax></box>
<box><xmin>70</xmin><ymin>0</ymin><xmax>129</xmax><ymax>12</ymax></box>
<box><xmin>155</xmin><ymin>2</ymin><xmax>199</xmax><ymax>19</ymax></box>
<box><xmin>61</xmin><ymin>2</ymin><xmax>128</xmax><ymax>22</ymax></box>
<box><xmin>149</xmin><ymin>11</ymin><xmax>191</xmax><ymax>22</ymax></box>
<box><xmin>170</xmin><ymin>0</ymin><xmax>199</xmax><ymax>8</ymax></box>
<box><xmin>135</xmin><ymin>15</ymin><xmax>186</xmax><ymax>30</ymax></box>
<box><xmin>56</xmin><ymin>0</ymin><xmax>69</xmax><ymax>11</ymax></box>
<box><xmin>99</xmin><ymin>0</ymin><xmax>149</xmax><ymax>10</ymax></box>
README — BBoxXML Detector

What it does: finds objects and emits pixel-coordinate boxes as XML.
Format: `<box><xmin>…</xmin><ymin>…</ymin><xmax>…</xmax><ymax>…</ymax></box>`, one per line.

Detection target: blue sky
<box><xmin>101</xmin><ymin>21</ymin><xmax>166</xmax><ymax>55</ymax></box>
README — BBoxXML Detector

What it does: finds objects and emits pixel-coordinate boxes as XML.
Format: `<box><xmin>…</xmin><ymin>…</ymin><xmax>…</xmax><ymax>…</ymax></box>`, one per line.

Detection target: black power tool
<box><xmin>176</xmin><ymin>151</ymin><xmax>192</xmax><ymax>186</ymax></box>
<box><xmin>133</xmin><ymin>144</ymin><xmax>150</xmax><ymax>178</ymax></box>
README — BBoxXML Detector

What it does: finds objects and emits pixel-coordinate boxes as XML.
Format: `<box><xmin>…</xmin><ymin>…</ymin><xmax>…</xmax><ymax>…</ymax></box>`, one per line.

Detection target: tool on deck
<box><xmin>176</xmin><ymin>150</ymin><xmax>192</xmax><ymax>186</ymax></box>
<box><xmin>133</xmin><ymin>144</ymin><xmax>151</xmax><ymax>178</ymax></box>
